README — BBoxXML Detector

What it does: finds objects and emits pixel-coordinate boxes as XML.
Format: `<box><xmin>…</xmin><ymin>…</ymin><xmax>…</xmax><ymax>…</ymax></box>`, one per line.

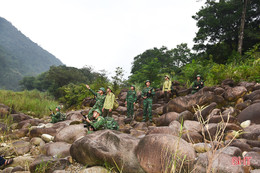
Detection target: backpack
<box><xmin>113</xmin><ymin>99</ymin><xmax>119</xmax><ymax>110</ymax></box>
<box><xmin>104</xmin><ymin>117</ymin><xmax>119</xmax><ymax>130</ymax></box>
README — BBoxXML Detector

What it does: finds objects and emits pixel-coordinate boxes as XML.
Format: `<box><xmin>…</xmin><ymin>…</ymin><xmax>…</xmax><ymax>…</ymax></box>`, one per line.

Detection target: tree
<box><xmin>112</xmin><ymin>67</ymin><xmax>124</xmax><ymax>92</ymax></box>
<box><xmin>193</xmin><ymin>0</ymin><xmax>260</xmax><ymax>63</ymax></box>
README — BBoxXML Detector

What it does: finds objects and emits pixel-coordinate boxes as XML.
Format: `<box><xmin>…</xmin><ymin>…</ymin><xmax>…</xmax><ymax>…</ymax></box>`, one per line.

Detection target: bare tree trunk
<box><xmin>238</xmin><ymin>0</ymin><xmax>248</xmax><ymax>55</ymax></box>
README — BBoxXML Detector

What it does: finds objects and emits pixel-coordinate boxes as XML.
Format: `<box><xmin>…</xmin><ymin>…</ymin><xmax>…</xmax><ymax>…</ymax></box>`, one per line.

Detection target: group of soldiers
<box><xmin>50</xmin><ymin>75</ymin><xmax>204</xmax><ymax>131</ymax></box>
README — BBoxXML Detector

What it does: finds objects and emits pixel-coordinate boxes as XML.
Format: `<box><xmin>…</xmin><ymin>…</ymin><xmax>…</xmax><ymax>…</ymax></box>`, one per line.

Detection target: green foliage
<box><xmin>192</xmin><ymin>0</ymin><xmax>260</xmax><ymax>63</ymax></box>
<box><xmin>0</xmin><ymin>90</ymin><xmax>58</xmax><ymax>118</ymax></box>
<box><xmin>0</xmin><ymin>17</ymin><xmax>63</xmax><ymax>91</ymax></box>
<box><xmin>129</xmin><ymin>44</ymin><xmax>193</xmax><ymax>88</ymax></box>
<box><xmin>178</xmin><ymin>43</ymin><xmax>260</xmax><ymax>86</ymax></box>
<box><xmin>112</xmin><ymin>67</ymin><xmax>125</xmax><ymax>94</ymax></box>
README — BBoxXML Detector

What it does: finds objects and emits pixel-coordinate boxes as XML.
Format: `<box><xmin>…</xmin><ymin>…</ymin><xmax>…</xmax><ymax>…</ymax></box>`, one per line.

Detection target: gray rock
<box><xmin>70</xmin><ymin>130</ymin><xmax>145</xmax><ymax>173</ymax></box>
<box><xmin>41</xmin><ymin>142</ymin><xmax>71</xmax><ymax>158</ymax></box>
<box><xmin>136</xmin><ymin>134</ymin><xmax>196</xmax><ymax>173</ymax></box>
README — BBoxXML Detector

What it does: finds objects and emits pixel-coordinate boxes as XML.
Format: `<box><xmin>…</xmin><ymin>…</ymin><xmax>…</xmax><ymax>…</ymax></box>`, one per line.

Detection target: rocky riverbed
<box><xmin>0</xmin><ymin>79</ymin><xmax>260</xmax><ymax>173</ymax></box>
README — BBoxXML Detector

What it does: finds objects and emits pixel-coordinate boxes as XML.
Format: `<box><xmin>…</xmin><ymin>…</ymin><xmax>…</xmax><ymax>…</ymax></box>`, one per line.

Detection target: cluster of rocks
<box><xmin>0</xmin><ymin>79</ymin><xmax>259</xmax><ymax>173</ymax></box>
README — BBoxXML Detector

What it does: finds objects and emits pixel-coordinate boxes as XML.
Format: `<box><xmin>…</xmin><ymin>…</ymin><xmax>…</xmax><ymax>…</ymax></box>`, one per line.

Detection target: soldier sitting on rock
<box><xmin>85</xmin><ymin>109</ymin><xmax>105</xmax><ymax>133</ymax></box>
<box><xmin>50</xmin><ymin>106</ymin><xmax>65</xmax><ymax>123</ymax></box>
<box><xmin>191</xmin><ymin>74</ymin><xmax>204</xmax><ymax>94</ymax></box>
<box><xmin>86</xmin><ymin>84</ymin><xmax>106</xmax><ymax>119</ymax></box>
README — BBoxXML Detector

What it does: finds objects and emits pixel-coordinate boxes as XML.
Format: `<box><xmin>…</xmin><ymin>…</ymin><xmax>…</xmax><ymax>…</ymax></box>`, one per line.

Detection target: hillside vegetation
<box><xmin>0</xmin><ymin>17</ymin><xmax>63</xmax><ymax>90</ymax></box>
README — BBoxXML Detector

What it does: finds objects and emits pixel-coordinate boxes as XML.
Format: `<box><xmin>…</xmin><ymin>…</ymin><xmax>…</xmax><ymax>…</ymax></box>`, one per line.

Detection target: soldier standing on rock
<box><xmin>85</xmin><ymin>85</ymin><xmax>106</xmax><ymax>119</ymax></box>
<box><xmin>191</xmin><ymin>74</ymin><xmax>204</xmax><ymax>94</ymax></box>
<box><xmin>162</xmin><ymin>75</ymin><xmax>172</xmax><ymax>103</ymax></box>
<box><xmin>125</xmin><ymin>85</ymin><xmax>137</xmax><ymax>119</ymax></box>
<box><xmin>142</xmin><ymin>80</ymin><xmax>155</xmax><ymax>122</ymax></box>
<box><xmin>102</xmin><ymin>86</ymin><xmax>115</xmax><ymax>117</ymax></box>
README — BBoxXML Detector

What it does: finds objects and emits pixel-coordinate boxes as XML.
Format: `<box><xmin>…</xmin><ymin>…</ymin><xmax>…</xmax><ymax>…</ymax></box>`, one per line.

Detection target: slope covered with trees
<box><xmin>0</xmin><ymin>17</ymin><xmax>63</xmax><ymax>90</ymax></box>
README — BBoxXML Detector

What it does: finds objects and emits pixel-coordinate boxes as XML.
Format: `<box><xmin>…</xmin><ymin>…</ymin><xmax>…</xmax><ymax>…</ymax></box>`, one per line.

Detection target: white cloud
<box><xmin>0</xmin><ymin>0</ymin><xmax>205</xmax><ymax>79</ymax></box>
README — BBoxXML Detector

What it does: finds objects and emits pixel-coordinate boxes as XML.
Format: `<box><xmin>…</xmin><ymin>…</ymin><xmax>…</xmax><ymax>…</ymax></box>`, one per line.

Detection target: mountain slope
<box><xmin>0</xmin><ymin>17</ymin><xmax>63</xmax><ymax>90</ymax></box>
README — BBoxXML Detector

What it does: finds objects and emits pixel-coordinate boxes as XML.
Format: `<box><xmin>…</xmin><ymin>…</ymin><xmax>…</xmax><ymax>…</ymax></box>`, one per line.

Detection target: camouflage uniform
<box><xmin>87</xmin><ymin>88</ymin><xmax>106</xmax><ymax>119</ymax></box>
<box><xmin>141</xmin><ymin>83</ymin><xmax>155</xmax><ymax>122</ymax></box>
<box><xmin>50</xmin><ymin>107</ymin><xmax>63</xmax><ymax>123</ymax></box>
<box><xmin>191</xmin><ymin>79</ymin><xmax>204</xmax><ymax>94</ymax></box>
<box><xmin>126</xmin><ymin>88</ymin><xmax>137</xmax><ymax>118</ymax></box>
<box><xmin>89</xmin><ymin>116</ymin><xmax>105</xmax><ymax>131</ymax></box>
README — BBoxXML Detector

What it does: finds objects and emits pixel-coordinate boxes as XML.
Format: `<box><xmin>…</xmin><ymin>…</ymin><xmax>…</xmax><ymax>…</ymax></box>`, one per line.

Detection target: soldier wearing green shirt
<box><xmin>141</xmin><ymin>80</ymin><xmax>155</xmax><ymax>122</ymax></box>
<box><xmin>85</xmin><ymin>109</ymin><xmax>105</xmax><ymax>132</ymax></box>
<box><xmin>125</xmin><ymin>85</ymin><xmax>137</xmax><ymax>119</ymax></box>
<box><xmin>162</xmin><ymin>75</ymin><xmax>172</xmax><ymax>102</ymax></box>
<box><xmin>50</xmin><ymin>106</ymin><xmax>62</xmax><ymax>123</ymax></box>
<box><xmin>86</xmin><ymin>84</ymin><xmax>106</xmax><ymax>119</ymax></box>
<box><xmin>102</xmin><ymin>86</ymin><xmax>115</xmax><ymax>117</ymax></box>
<box><xmin>191</xmin><ymin>74</ymin><xmax>204</xmax><ymax>94</ymax></box>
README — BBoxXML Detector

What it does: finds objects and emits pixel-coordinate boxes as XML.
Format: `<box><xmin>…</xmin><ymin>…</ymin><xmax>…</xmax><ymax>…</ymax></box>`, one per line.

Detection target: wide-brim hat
<box><xmin>145</xmin><ymin>80</ymin><xmax>151</xmax><ymax>85</ymax></box>
<box><xmin>165</xmin><ymin>75</ymin><xmax>170</xmax><ymax>79</ymax></box>
<box><xmin>56</xmin><ymin>106</ymin><xmax>61</xmax><ymax>110</ymax></box>
<box><xmin>99</xmin><ymin>87</ymin><xmax>106</xmax><ymax>93</ymax></box>
<box><xmin>107</xmin><ymin>86</ymin><xmax>113</xmax><ymax>92</ymax></box>
<box><xmin>197</xmin><ymin>74</ymin><xmax>201</xmax><ymax>77</ymax></box>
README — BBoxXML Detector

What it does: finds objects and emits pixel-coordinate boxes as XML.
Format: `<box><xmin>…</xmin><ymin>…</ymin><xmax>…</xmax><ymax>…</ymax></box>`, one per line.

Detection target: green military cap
<box><xmin>145</xmin><ymin>80</ymin><xmax>151</xmax><ymax>85</ymax></box>
<box><xmin>56</xmin><ymin>106</ymin><xmax>61</xmax><ymax>110</ymax></box>
<box><xmin>165</xmin><ymin>75</ymin><xmax>170</xmax><ymax>79</ymax></box>
<box><xmin>94</xmin><ymin>109</ymin><xmax>101</xmax><ymax>115</ymax></box>
<box><xmin>197</xmin><ymin>74</ymin><xmax>201</xmax><ymax>77</ymax></box>
<box><xmin>99</xmin><ymin>87</ymin><xmax>106</xmax><ymax>93</ymax></box>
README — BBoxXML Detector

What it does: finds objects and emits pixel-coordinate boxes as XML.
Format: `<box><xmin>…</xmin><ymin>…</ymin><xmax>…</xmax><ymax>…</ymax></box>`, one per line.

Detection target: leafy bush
<box><xmin>0</xmin><ymin>90</ymin><xmax>58</xmax><ymax>118</ymax></box>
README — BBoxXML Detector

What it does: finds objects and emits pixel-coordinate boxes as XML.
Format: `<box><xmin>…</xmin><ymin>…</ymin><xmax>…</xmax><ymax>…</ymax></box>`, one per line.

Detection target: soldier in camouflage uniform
<box><xmin>141</xmin><ymin>80</ymin><xmax>155</xmax><ymax>122</ymax></box>
<box><xmin>86</xmin><ymin>84</ymin><xmax>106</xmax><ymax>119</ymax></box>
<box><xmin>191</xmin><ymin>74</ymin><xmax>204</xmax><ymax>94</ymax></box>
<box><xmin>50</xmin><ymin>106</ymin><xmax>62</xmax><ymax>123</ymax></box>
<box><xmin>125</xmin><ymin>85</ymin><xmax>137</xmax><ymax>119</ymax></box>
<box><xmin>85</xmin><ymin>109</ymin><xmax>105</xmax><ymax>132</ymax></box>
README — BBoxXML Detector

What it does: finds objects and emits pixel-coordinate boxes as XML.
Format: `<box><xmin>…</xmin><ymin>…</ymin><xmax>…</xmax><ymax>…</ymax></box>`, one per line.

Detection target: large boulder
<box><xmin>241</xmin><ymin>124</ymin><xmax>260</xmax><ymax>140</ymax></box>
<box><xmin>54</xmin><ymin>124</ymin><xmax>87</xmax><ymax>144</ymax></box>
<box><xmin>237</xmin><ymin>103</ymin><xmax>260</xmax><ymax>124</ymax></box>
<box><xmin>66</xmin><ymin>110</ymin><xmax>84</xmax><ymax>121</ymax></box>
<box><xmin>70</xmin><ymin>130</ymin><xmax>145</xmax><ymax>173</ymax></box>
<box><xmin>135</xmin><ymin>134</ymin><xmax>196</xmax><ymax>173</ymax></box>
<box><xmin>29</xmin><ymin>155</ymin><xmax>70</xmax><ymax>173</ymax></box>
<box><xmin>41</xmin><ymin>142</ymin><xmax>71</xmax><ymax>158</ymax></box>
<box><xmin>244</xmin><ymin>90</ymin><xmax>260</xmax><ymax>102</ymax></box>
<box><xmin>238</xmin><ymin>81</ymin><xmax>256</xmax><ymax>91</ymax></box>
<box><xmin>17</xmin><ymin>119</ymin><xmax>43</xmax><ymax>129</ymax></box>
<box><xmin>10</xmin><ymin>113</ymin><xmax>32</xmax><ymax>123</ymax></box>
<box><xmin>223</xmin><ymin>86</ymin><xmax>247</xmax><ymax>101</ymax></box>
<box><xmin>194</xmin><ymin>152</ymin><xmax>243</xmax><ymax>173</ymax></box>
<box><xmin>0</xmin><ymin>103</ymin><xmax>11</xmax><ymax>117</ymax></box>
<box><xmin>163</xmin><ymin>91</ymin><xmax>224</xmax><ymax>114</ymax></box>
<box><xmin>11</xmin><ymin>140</ymin><xmax>31</xmax><ymax>155</ymax></box>
<box><xmin>154</xmin><ymin>112</ymin><xmax>179</xmax><ymax>126</ymax></box>
<box><xmin>194</xmin><ymin>102</ymin><xmax>217</xmax><ymax>120</ymax></box>
<box><xmin>244</xmin><ymin>151</ymin><xmax>260</xmax><ymax>169</ymax></box>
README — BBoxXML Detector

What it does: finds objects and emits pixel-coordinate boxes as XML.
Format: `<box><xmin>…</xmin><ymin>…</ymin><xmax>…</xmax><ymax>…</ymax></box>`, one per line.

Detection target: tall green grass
<box><xmin>0</xmin><ymin>90</ymin><xmax>59</xmax><ymax>118</ymax></box>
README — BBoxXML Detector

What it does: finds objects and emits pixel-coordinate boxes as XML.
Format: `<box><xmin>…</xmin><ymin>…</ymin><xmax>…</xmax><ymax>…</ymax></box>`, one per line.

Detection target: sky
<box><xmin>0</xmin><ymin>0</ymin><xmax>205</xmax><ymax>79</ymax></box>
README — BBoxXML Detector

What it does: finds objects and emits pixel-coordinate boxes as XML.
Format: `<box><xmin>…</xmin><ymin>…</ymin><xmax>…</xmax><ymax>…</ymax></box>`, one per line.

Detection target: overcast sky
<box><xmin>0</xmin><ymin>0</ymin><xmax>205</xmax><ymax>79</ymax></box>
